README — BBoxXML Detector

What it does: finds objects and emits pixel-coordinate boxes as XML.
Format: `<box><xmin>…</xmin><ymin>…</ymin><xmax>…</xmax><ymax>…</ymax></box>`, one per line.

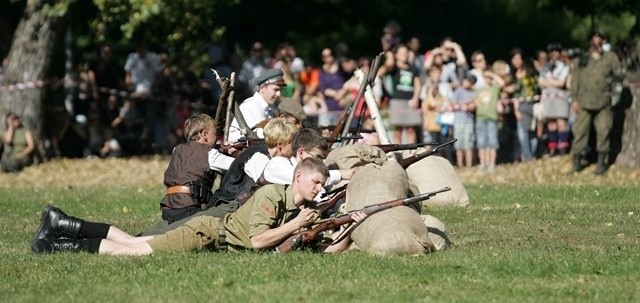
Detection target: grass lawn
<box><xmin>1</xmin><ymin>182</ymin><xmax>638</xmax><ymax>303</ymax></box>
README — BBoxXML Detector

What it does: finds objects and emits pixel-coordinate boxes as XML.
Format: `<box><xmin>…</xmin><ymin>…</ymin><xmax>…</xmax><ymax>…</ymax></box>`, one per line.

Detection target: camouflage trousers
<box><xmin>571</xmin><ymin>105</ymin><xmax>613</xmax><ymax>155</ymax></box>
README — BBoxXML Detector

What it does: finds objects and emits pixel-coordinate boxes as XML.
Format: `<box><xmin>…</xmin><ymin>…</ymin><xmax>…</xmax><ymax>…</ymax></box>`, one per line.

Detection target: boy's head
<box><xmin>263</xmin><ymin>118</ymin><xmax>299</xmax><ymax>157</ymax></box>
<box><xmin>292</xmin><ymin>128</ymin><xmax>328</xmax><ymax>161</ymax></box>
<box><xmin>277</xmin><ymin>98</ymin><xmax>307</xmax><ymax>128</ymax></box>
<box><xmin>427</xmin><ymin>65</ymin><xmax>442</xmax><ymax>83</ymax></box>
<box><xmin>462</xmin><ymin>74</ymin><xmax>477</xmax><ymax>89</ymax></box>
<box><xmin>292</xmin><ymin>157</ymin><xmax>330</xmax><ymax>203</ymax></box>
<box><xmin>184</xmin><ymin>114</ymin><xmax>216</xmax><ymax>146</ymax></box>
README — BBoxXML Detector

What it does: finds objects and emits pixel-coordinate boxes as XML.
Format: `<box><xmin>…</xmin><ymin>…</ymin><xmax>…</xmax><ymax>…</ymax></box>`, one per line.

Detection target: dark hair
<box><xmin>546</xmin><ymin>43</ymin><xmax>562</xmax><ymax>52</ymax></box>
<box><xmin>292</xmin><ymin>128</ymin><xmax>327</xmax><ymax>153</ymax></box>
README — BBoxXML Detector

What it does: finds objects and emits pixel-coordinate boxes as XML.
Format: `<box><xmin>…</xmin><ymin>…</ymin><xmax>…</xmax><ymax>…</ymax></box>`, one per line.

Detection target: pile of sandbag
<box><xmin>400</xmin><ymin>149</ymin><xmax>470</xmax><ymax>207</ymax></box>
<box><xmin>325</xmin><ymin>144</ymin><xmax>452</xmax><ymax>256</ymax></box>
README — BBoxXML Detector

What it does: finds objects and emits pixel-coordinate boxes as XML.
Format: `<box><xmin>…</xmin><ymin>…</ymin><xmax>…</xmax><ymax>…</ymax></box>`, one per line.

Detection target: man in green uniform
<box><xmin>569</xmin><ymin>30</ymin><xmax>622</xmax><ymax>175</ymax></box>
<box><xmin>30</xmin><ymin>158</ymin><xmax>364</xmax><ymax>255</ymax></box>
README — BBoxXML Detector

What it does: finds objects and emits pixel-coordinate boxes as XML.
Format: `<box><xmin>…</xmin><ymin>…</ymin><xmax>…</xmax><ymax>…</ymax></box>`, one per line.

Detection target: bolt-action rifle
<box><xmin>398</xmin><ymin>138</ymin><xmax>457</xmax><ymax>169</ymax></box>
<box><xmin>374</xmin><ymin>142</ymin><xmax>439</xmax><ymax>153</ymax></box>
<box><xmin>276</xmin><ymin>187</ymin><xmax>451</xmax><ymax>253</ymax></box>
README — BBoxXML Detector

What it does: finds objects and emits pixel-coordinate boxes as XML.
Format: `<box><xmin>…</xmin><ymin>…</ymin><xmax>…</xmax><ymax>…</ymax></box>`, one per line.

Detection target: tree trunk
<box><xmin>616</xmin><ymin>85</ymin><xmax>640</xmax><ymax>168</ymax></box>
<box><xmin>617</xmin><ymin>14</ymin><xmax>640</xmax><ymax>169</ymax></box>
<box><xmin>0</xmin><ymin>0</ymin><xmax>68</xmax><ymax>143</ymax></box>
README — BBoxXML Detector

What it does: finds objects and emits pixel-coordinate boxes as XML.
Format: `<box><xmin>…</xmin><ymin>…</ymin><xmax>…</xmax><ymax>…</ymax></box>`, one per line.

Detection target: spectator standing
<box><xmin>569</xmin><ymin>30</ymin><xmax>621</xmax><ymax>175</ymax></box>
<box><xmin>1</xmin><ymin>113</ymin><xmax>35</xmax><ymax>172</ymax></box>
<box><xmin>474</xmin><ymin>67</ymin><xmax>506</xmax><ymax>170</ymax></box>
<box><xmin>439</xmin><ymin>38</ymin><xmax>468</xmax><ymax>89</ymax></box>
<box><xmin>538</xmin><ymin>43</ymin><xmax>570</xmax><ymax>156</ymax></box>
<box><xmin>408</xmin><ymin>37</ymin><xmax>426</xmax><ymax>81</ymax></box>
<box><xmin>379</xmin><ymin>44</ymin><xmax>422</xmax><ymax>144</ymax></box>
<box><xmin>469</xmin><ymin>51</ymin><xmax>488</xmax><ymax>89</ymax></box>
<box><xmin>533</xmin><ymin>50</ymin><xmax>549</xmax><ymax>74</ymax></box>
<box><xmin>238</xmin><ymin>41</ymin><xmax>269</xmax><ymax>96</ymax></box>
<box><xmin>88</xmin><ymin>45</ymin><xmax>122</xmax><ymax>125</ymax></box>
<box><xmin>450</xmin><ymin>74</ymin><xmax>477</xmax><ymax>168</ymax></box>
<box><xmin>505</xmin><ymin>48</ymin><xmax>540</xmax><ymax>162</ymax></box>
<box><xmin>318</xmin><ymin>48</ymin><xmax>347</xmax><ymax>123</ymax></box>
<box><xmin>124</xmin><ymin>42</ymin><xmax>164</xmax><ymax>154</ymax></box>
<box><xmin>422</xmin><ymin>66</ymin><xmax>454</xmax><ymax>163</ymax></box>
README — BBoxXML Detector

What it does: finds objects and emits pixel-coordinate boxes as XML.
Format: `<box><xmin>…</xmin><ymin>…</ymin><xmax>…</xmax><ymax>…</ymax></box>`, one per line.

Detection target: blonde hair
<box><xmin>184</xmin><ymin>114</ymin><xmax>215</xmax><ymax>141</ymax></box>
<box><xmin>263</xmin><ymin>118</ymin><xmax>299</xmax><ymax>148</ymax></box>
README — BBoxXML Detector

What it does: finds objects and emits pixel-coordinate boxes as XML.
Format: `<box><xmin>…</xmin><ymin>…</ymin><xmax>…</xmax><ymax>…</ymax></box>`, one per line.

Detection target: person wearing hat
<box><xmin>569</xmin><ymin>29</ymin><xmax>622</xmax><ymax>175</ymax></box>
<box><xmin>538</xmin><ymin>42</ymin><xmax>571</xmax><ymax>156</ymax></box>
<box><xmin>228</xmin><ymin>68</ymin><xmax>286</xmax><ymax>142</ymax></box>
<box><xmin>2</xmin><ymin>113</ymin><xmax>35</xmax><ymax>172</ymax></box>
<box><xmin>252</xmin><ymin>97</ymin><xmax>307</xmax><ymax>131</ymax></box>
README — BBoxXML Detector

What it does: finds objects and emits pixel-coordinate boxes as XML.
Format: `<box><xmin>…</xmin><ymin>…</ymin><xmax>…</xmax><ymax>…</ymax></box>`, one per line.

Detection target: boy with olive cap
<box><xmin>228</xmin><ymin>68</ymin><xmax>287</xmax><ymax>142</ymax></box>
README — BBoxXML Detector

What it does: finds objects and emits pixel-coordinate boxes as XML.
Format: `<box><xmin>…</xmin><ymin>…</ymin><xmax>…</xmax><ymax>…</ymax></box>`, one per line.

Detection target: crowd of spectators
<box><xmin>0</xmin><ymin>21</ymin><xmax>627</xmax><ymax>172</ymax></box>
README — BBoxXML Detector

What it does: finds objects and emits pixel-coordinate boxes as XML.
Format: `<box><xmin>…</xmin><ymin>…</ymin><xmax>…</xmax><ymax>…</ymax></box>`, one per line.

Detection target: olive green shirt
<box><xmin>222</xmin><ymin>184</ymin><xmax>319</xmax><ymax>251</ymax></box>
<box><xmin>570</xmin><ymin>51</ymin><xmax>621</xmax><ymax>110</ymax></box>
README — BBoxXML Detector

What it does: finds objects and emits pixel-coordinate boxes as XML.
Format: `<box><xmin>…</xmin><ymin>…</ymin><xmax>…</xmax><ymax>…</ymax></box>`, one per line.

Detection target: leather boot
<box><xmin>571</xmin><ymin>154</ymin><xmax>583</xmax><ymax>173</ymax></box>
<box><xmin>32</xmin><ymin>205</ymin><xmax>84</xmax><ymax>242</ymax></box>
<box><xmin>594</xmin><ymin>152</ymin><xmax>608</xmax><ymax>175</ymax></box>
<box><xmin>31</xmin><ymin>238</ymin><xmax>87</xmax><ymax>254</ymax></box>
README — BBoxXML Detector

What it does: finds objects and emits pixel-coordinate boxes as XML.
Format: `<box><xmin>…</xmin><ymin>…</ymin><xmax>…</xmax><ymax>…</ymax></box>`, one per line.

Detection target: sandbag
<box><xmin>401</xmin><ymin>150</ymin><xmax>470</xmax><ymax>207</ymax></box>
<box><xmin>325</xmin><ymin>143</ymin><xmax>387</xmax><ymax>170</ymax></box>
<box><xmin>344</xmin><ymin>161</ymin><xmax>435</xmax><ymax>255</ymax></box>
<box><xmin>421</xmin><ymin>214</ymin><xmax>450</xmax><ymax>251</ymax></box>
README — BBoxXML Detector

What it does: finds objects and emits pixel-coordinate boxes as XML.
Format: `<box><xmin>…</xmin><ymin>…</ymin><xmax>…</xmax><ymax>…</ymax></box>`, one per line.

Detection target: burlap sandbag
<box><xmin>421</xmin><ymin>214</ymin><xmax>451</xmax><ymax>251</ymax></box>
<box><xmin>344</xmin><ymin>161</ymin><xmax>435</xmax><ymax>256</ymax></box>
<box><xmin>325</xmin><ymin>143</ymin><xmax>387</xmax><ymax>170</ymax></box>
<box><xmin>401</xmin><ymin>149</ymin><xmax>470</xmax><ymax>207</ymax></box>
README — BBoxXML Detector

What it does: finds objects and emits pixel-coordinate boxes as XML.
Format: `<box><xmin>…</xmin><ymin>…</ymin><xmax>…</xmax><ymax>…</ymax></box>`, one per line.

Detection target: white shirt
<box><xmin>207</xmin><ymin>149</ymin><xmax>234</xmax><ymax>173</ymax></box>
<box><xmin>263</xmin><ymin>156</ymin><xmax>342</xmax><ymax>186</ymax></box>
<box><xmin>228</xmin><ymin>92</ymin><xmax>269</xmax><ymax>142</ymax></box>
<box><xmin>124</xmin><ymin>52</ymin><xmax>163</xmax><ymax>94</ymax></box>
<box><xmin>243</xmin><ymin>152</ymin><xmax>271</xmax><ymax>182</ymax></box>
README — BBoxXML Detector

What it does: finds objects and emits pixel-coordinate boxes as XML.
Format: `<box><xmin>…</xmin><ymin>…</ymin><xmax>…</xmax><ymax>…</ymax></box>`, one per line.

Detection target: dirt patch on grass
<box><xmin>1</xmin><ymin>154</ymin><xmax>638</xmax><ymax>188</ymax></box>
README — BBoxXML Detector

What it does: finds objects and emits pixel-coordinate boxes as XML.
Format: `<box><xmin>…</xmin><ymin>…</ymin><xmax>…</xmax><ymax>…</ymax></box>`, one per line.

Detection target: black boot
<box><xmin>31</xmin><ymin>238</ymin><xmax>96</xmax><ymax>254</ymax></box>
<box><xmin>32</xmin><ymin>205</ymin><xmax>84</xmax><ymax>242</ymax></box>
<box><xmin>594</xmin><ymin>152</ymin><xmax>608</xmax><ymax>175</ymax></box>
<box><xmin>571</xmin><ymin>154</ymin><xmax>583</xmax><ymax>173</ymax></box>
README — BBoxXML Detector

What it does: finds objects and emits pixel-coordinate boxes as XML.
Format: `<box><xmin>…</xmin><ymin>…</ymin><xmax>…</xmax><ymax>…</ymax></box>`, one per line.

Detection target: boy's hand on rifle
<box><xmin>291</xmin><ymin>208</ymin><xmax>316</xmax><ymax>229</ymax></box>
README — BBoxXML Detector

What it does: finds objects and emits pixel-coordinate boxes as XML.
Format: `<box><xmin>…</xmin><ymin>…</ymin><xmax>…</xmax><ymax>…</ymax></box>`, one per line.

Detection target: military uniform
<box><xmin>570</xmin><ymin>50</ymin><xmax>621</xmax><ymax>158</ymax></box>
<box><xmin>147</xmin><ymin>184</ymin><xmax>319</xmax><ymax>252</ymax></box>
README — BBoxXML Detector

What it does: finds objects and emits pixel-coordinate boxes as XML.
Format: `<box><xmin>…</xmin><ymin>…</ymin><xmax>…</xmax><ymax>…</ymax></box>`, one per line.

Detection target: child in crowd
<box><xmin>450</xmin><ymin>74</ymin><xmax>477</xmax><ymax>168</ymax></box>
<box><xmin>474</xmin><ymin>70</ymin><xmax>505</xmax><ymax>170</ymax></box>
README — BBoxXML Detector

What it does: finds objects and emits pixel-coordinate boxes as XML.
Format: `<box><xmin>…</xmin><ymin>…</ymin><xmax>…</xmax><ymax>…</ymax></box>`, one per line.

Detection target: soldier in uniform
<box><xmin>569</xmin><ymin>30</ymin><xmax>622</xmax><ymax>175</ymax></box>
<box><xmin>31</xmin><ymin>158</ymin><xmax>366</xmax><ymax>255</ymax></box>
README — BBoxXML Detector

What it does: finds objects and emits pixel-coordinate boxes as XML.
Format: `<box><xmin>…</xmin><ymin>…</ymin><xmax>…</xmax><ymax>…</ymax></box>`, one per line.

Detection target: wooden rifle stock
<box><xmin>276</xmin><ymin>187</ymin><xmax>451</xmax><ymax>253</ymax></box>
<box><xmin>398</xmin><ymin>138</ymin><xmax>458</xmax><ymax>169</ymax></box>
<box><xmin>374</xmin><ymin>142</ymin><xmax>438</xmax><ymax>153</ymax></box>
<box><xmin>216</xmin><ymin>138</ymin><xmax>264</xmax><ymax>154</ymax></box>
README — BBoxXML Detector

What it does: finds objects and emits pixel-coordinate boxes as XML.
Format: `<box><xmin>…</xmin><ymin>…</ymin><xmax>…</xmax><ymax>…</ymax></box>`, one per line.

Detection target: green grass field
<box><xmin>1</xmin><ymin>183</ymin><xmax>638</xmax><ymax>303</ymax></box>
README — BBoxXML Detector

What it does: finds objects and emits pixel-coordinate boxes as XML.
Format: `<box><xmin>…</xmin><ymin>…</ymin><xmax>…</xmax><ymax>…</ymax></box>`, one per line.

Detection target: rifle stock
<box><xmin>216</xmin><ymin>138</ymin><xmax>264</xmax><ymax>154</ymax></box>
<box><xmin>276</xmin><ymin>187</ymin><xmax>451</xmax><ymax>253</ymax></box>
<box><xmin>398</xmin><ymin>138</ymin><xmax>458</xmax><ymax>169</ymax></box>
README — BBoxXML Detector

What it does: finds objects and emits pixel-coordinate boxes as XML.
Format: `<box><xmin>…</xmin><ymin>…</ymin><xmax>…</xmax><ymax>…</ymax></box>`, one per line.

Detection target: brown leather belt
<box><xmin>166</xmin><ymin>185</ymin><xmax>190</xmax><ymax>195</ymax></box>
